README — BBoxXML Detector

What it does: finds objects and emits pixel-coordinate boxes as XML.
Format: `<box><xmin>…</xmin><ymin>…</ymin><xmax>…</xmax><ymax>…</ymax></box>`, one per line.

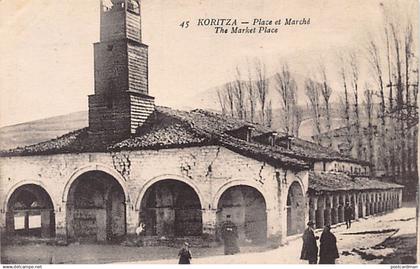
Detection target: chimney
<box><xmin>253</xmin><ymin>131</ymin><xmax>278</xmax><ymax>146</ymax></box>
<box><xmin>226</xmin><ymin>125</ymin><xmax>255</xmax><ymax>142</ymax></box>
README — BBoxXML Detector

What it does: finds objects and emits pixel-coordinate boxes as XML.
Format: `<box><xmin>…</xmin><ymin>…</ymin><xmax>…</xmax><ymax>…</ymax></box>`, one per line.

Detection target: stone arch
<box><xmin>286</xmin><ymin>180</ymin><xmax>305</xmax><ymax>236</ymax></box>
<box><xmin>65</xmin><ymin>168</ymin><xmax>127</xmax><ymax>242</ymax></box>
<box><xmin>137</xmin><ymin>175</ymin><xmax>203</xmax><ymax>237</ymax></box>
<box><xmin>62</xmin><ymin>164</ymin><xmax>130</xmax><ymax>203</ymax></box>
<box><xmin>135</xmin><ymin>174</ymin><xmax>205</xmax><ymax>210</ymax></box>
<box><xmin>3</xmin><ymin>180</ymin><xmax>56</xmax><ymax>213</ymax></box>
<box><xmin>214</xmin><ymin>181</ymin><xmax>268</xmax><ymax>244</ymax></box>
<box><xmin>211</xmin><ymin>180</ymin><xmax>271</xmax><ymax>210</ymax></box>
<box><xmin>5</xmin><ymin>182</ymin><xmax>55</xmax><ymax>238</ymax></box>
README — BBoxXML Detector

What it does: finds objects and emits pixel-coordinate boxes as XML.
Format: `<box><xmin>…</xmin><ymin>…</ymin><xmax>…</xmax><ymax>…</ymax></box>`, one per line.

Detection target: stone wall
<box><xmin>314</xmin><ymin>160</ymin><xmax>369</xmax><ymax>177</ymax></box>
<box><xmin>0</xmin><ymin>146</ymin><xmax>309</xmax><ymax>244</ymax></box>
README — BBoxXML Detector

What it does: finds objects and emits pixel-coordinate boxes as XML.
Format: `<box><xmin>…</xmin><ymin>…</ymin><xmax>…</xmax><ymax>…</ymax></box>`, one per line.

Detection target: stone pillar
<box><xmin>365</xmin><ymin>193</ymin><xmax>371</xmax><ymax>216</ymax></box>
<box><xmin>202</xmin><ymin>209</ymin><xmax>217</xmax><ymax>240</ymax></box>
<box><xmin>379</xmin><ymin>191</ymin><xmax>385</xmax><ymax>212</ymax></box>
<box><xmin>96</xmin><ymin>209</ymin><xmax>107</xmax><ymax>242</ymax></box>
<box><xmin>383</xmin><ymin>192</ymin><xmax>387</xmax><ymax>211</ymax></box>
<box><xmin>390</xmin><ymin>191</ymin><xmax>394</xmax><ymax>209</ymax></box>
<box><xmin>338</xmin><ymin>195</ymin><xmax>345</xmax><ymax>223</ymax></box>
<box><xmin>324</xmin><ymin>195</ymin><xmax>332</xmax><ymax>226</ymax></box>
<box><xmin>394</xmin><ymin>191</ymin><xmax>398</xmax><ymax>208</ymax></box>
<box><xmin>388</xmin><ymin>192</ymin><xmax>392</xmax><ymax>210</ymax></box>
<box><xmin>374</xmin><ymin>192</ymin><xmax>379</xmax><ymax>214</ymax></box>
<box><xmin>125</xmin><ymin>201</ymin><xmax>138</xmax><ymax>237</ymax></box>
<box><xmin>394</xmin><ymin>191</ymin><xmax>398</xmax><ymax>209</ymax></box>
<box><xmin>378</xmin><ymin>192</ymin><xmax>383</xmax><ymax>212</ymax></box>
<box><xmin>5</xmin><ymin>211</ymin><xmax>15</xmax><ymax>235</ymax></box>
<box><xmin>41</xmin><ymin>210</ymin><xmax>52</xmax><ymax>238</ymax></box>
<box><xmin>24</xmin><ymin>212</ymin><xmax>29</xmax><ymax>232</ymax></box>
<box><xmin>316</xmin><ymin>196</ymin><xmax>325</xmax><ymax>229</ymax></box>
<box><xmin>362</xmin><ymin>193</ymin><xmax>367</xmax><ymax>217</ymax></box>
<box><xmin>353</xmin><ymin>193</ymin><xmax>359</xmax><ymax>220</ymax></box>
<box><xmin>390</xmin><ymin>191</ymin><xmax>394</xmax><ymax>210</ymax></box>
<box><xmin>331</xmin><ymin>195</ymin><xmax>339</xmax><ymax>224</ymax></box>
<box><xmin>372</xmin><ymin>193</ymin><xmax>376</xmax><ymax>214</ymax></box>
<box><xmin>309</xmin><ymin>196</ymin><xmax>317</xmax><ymax>226</ymax></box>
<box><xmin>398</xmin><ymin>189</ymin><xmax>403</xmax><ymax>208</ymax></box>
<box><xmin>55</xmin><ymin>204</ymin><xmax>68</xmax><ymax>245</ymax></box>
<box><xmin>382</xmin><ymin>191</ymin><xmax>386</xmax><ymax>212</ymax></box>
<box><xmin>388</xmin><ymin>191</ymin><xmax>392</xmax><ymax>210</ymax></box>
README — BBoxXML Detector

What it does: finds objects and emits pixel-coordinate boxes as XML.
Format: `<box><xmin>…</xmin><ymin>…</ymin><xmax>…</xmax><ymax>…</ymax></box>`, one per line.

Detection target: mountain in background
<box><xmin>0</xmin><ymin>111</ymin><xmax>88</xmax><ymax>150</ymax></box>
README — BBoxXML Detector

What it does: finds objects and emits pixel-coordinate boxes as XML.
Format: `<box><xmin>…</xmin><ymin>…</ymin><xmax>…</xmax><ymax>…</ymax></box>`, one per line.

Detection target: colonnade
<box><xmin>308</xmin><ymin>188</ymin><xmax>402</xmax><ymax>228</ymax></box>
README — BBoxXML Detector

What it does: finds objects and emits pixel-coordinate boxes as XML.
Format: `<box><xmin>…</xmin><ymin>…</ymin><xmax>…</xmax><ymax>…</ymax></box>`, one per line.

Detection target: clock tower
<box><xmin>89</xmin><ymin>0</ymin><xmax>154</xmax><ymax>137</ymax></box>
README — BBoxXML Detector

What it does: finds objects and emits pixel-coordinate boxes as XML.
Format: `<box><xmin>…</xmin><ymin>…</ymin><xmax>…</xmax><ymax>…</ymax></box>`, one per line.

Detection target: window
<box><xmin>127</xmin><ymin>0</ymin><xmax>140</xmax><ymax>14</ymax></box>
<box><xmin>102</xmin><ymin>0</ymin><xmax>125</xmax><ymax>12</ymax></box>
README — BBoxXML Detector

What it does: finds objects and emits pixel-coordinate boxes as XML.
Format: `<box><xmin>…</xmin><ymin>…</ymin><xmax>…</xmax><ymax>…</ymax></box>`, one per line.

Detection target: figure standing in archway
<box><xmin>221</xmin><ymin>215</ymin><xmax>240</xmax><ymax>255</ymax></box>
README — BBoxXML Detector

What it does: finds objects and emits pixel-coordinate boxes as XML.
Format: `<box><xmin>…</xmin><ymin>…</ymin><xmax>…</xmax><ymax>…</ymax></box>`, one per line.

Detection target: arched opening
<box><xmin>216</xmin><ymin>185</ymin><xmax>267</xmax><ymax>244</ymax></box>
<box><xmin>66</xmin><ymin>171</ymin><xmax>126</xmax><ymax>243</ymax></box>
<box><xmin>287</xmin><ymin>182</ymin><xmax>305</xmax><ymax>236</ymax></box>
<box><xmin>139</xmin><ymin>179</ymin><xmax>202</xmax><ymax>237</ymax></box>
<box><xmin>6</xmin><ymin>184</ymin><xmax>55</xmax><ymax>238</ymax></box>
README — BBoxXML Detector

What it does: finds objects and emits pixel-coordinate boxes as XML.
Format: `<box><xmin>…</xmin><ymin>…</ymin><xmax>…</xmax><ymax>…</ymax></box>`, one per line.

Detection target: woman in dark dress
<box><xmin>178</xmin><ymin>242</ymin><xmax>192</xmax><ymax>264</ymax></box>
<box><xmin>221</xmin><ymin>215</ymin><xmax>240</xmax><ymax>255</ymax></box>
<box><xmin>319</xmin><ymin>225</ymin><xmax>339</xmax><ymax>264</ymax></box>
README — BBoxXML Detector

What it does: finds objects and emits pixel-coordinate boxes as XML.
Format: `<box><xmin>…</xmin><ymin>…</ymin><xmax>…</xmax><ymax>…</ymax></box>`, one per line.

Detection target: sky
<box><xmin>0</xmin><ymin>0</ymin><xmax>417</xmax><ymax>127</ymax></box>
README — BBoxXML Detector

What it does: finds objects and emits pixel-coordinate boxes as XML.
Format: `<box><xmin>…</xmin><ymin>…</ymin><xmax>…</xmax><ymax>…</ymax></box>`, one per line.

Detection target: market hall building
<box><xmin>0</xmin><ymin>0</ymin><xmax>403</xmax><ymax>246</ymax></box>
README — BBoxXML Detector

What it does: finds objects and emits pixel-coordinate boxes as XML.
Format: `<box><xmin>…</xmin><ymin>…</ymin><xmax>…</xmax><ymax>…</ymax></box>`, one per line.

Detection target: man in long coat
<box><xmin>221</xmin><ymin>215</ymin><xmax>240</xmax><ymax>255</ymax></box>
<box><xmin>319</xmin><ymin>225</ymin><xmax>339</xmax><ymax>264</ymax></box>
<box><xmin>344</xmin><ymin>202</ymin><xmax>353</xmax><ymax>229</ymax></box>
<box><xmin>300</xmin><ymin>221</ymin><xmax>318</xmax><ymax>264</ymax></box>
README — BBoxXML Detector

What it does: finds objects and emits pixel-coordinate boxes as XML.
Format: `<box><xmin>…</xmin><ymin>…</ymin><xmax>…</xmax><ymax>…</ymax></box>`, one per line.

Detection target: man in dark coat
<box><xmin>221</xmin><ymin>215</ymin><xmax>240</xmax><ymax>255</ymax></box>
<box><xmin>319</xmin><ymin>225</ymin><xmax>339</xmax><ymax>264</ymax></box>
<box><xmin>178</xmin><ymin>242</ymin><xmax>192</xmax><ymax>264</ymax></box>
<box><xmin>344</xmin><ymin>202</ymin><xmax>353</xmax><ymax>229</ymax></box>
<box><xmin>300</xmin><ymin>221</ymin><xmax>319</xmax><ymax>264</ymax></box>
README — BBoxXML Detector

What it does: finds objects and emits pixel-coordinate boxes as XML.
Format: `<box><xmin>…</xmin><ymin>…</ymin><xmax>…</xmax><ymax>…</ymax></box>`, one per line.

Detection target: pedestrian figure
<box><xmin>344</xmin><ymin>202</ymin><xmax>353</xmax><ymax>229</ymax></box>
<box><xmin>319</xmin><ymin>225</ymin><xmax>339</xmax><ymax>264</ymax></box>
<box><xmin>178</xmin><ymin>242</ymin><xmax>192</xmax><ymax>264</ymax></box>
<box><xmin>135</xmin><ymin>222</ymin><xmax>145</xmax><ymax>236</ymax></box>
<box><xmin>300</xmin><ymin>221</ymin><xmax>319</xmax><ymax>264</ymax></box>
<box><xmin>221</xmin><ymin>215</ymin><xmax>240</xmax><ymax>255</ymax></box>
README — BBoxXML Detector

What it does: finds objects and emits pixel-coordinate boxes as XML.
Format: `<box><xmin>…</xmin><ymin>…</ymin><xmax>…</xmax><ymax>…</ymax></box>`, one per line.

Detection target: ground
<box><xmin>1</xmin><ymin>205</ymin><xmax>416</xmax><ymax>264</ymax></box>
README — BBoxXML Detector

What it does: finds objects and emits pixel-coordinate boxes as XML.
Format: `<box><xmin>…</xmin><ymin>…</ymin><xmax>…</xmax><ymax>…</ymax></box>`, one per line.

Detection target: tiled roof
<box><xmin>309</xmin><ymin>171</ymin><xmax>404</xmax><ymax>193</ymax></box>
<box><xmin>0</xmin><ymin>107</ymin><xmax>366</xmax><ymax>168</ymax></box>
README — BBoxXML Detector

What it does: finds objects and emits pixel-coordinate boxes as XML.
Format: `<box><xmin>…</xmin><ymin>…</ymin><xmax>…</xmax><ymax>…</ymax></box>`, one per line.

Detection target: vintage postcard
<box><xmin>0</xmin><ymin>0</ymin><xmax>418</xmax><ymax>265</ymax></box>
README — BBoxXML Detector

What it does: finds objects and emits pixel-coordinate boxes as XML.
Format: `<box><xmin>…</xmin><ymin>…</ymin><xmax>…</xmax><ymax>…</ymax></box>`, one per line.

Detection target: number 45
<box><xmin>179</xmin><ymin>21</ymin><xmax>190</xmax><ymax>28</ymax></box>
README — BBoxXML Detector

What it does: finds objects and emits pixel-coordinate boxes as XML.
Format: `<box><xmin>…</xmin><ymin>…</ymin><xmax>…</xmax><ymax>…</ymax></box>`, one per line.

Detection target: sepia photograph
<box><xmin>0</xmin><ymin>0</ymin><xmax>418</xmax><ymax>265</ymax></box>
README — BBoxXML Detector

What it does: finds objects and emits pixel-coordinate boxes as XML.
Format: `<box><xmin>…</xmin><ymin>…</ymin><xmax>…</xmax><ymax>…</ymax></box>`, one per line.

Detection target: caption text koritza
<box><xmin>179</xmin><ymin>18</ymin><xmax>311</xmax><ymax>34</ymax></box>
